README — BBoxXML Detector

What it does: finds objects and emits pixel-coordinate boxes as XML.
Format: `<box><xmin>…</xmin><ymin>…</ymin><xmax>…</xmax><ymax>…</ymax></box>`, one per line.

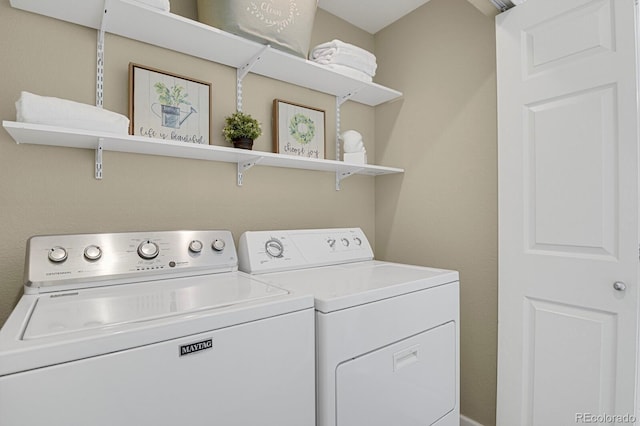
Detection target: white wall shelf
<box><xmin>3</xmin><ymin>121</ymin><xmax>404</xmax><ymax>188</ymax></box>
<box><xmin>9</xmin><ymin>0</ymin><xmax>403</xmax><ymax>107</ymax></box>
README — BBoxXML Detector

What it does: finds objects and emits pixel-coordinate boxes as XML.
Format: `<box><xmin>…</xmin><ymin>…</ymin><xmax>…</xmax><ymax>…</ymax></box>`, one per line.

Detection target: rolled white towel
<box><xmin>131</xmin><ymin>0</ymin><xmax>170</xmax><ymax>12</ymax></box>
<box><xmin>16</xmin><ymin>91</ymin><xmax>130</xmax><ymax>135</ymax></box>
<box><xmin>311</xmin><ymin>40</ymin><xmax>377</xmax><ymax>77</ymax></box>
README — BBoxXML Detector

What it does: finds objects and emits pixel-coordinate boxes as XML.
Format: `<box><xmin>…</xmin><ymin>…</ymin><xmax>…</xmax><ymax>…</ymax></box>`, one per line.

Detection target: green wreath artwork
<box><xmin>289</xmin><ymin>113</ymin><xmax>316</xmax><ymax>144</ymax></box>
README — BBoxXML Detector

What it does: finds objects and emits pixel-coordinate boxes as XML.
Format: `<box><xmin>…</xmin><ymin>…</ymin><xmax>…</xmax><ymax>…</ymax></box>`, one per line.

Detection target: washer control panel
<box><xmin>238</xmin><ymin>228</ymin><xmax>374</xmax><ymax>274</ymax></box>
<box><xmin>25</xmin><ymin>230</ymin><xmax>237</xmax><ymax>294</ymax></box>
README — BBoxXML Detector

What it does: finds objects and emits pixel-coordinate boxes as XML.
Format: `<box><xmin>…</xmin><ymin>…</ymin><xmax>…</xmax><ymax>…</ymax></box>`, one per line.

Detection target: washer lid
<box><xmin>256</xmin><ymin>260</ymin><xmax>459</xmax><ymax>313</ymax></box>
<box><xmin>23</xmin><ymin>273</ymin><xmax>288</xmax><ymax>340</ymax></box>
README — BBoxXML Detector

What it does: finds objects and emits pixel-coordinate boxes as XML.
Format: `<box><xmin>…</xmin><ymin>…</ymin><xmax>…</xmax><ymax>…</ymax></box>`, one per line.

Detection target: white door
<box><xmin>496</xmin><ymin>0</ymin><xmax>639</xmax><ymax>425</ymax></box>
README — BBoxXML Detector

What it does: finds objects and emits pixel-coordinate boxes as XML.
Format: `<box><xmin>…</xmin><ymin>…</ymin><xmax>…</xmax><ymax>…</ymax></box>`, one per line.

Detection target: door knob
<box><xmin>613</xmin><ymin>281</ymin><xmax>627</xmax><ymax>291</ymax></box>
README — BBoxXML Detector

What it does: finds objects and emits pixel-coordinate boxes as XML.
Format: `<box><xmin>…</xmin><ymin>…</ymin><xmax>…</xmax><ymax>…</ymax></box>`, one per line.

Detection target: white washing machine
<box><xmin>238</xmin><ymin>228</ymin><xmax>460</xmax><ymax>426</ymax></box>
<box><xmin>0</xmin><ymin>230</ymin><xmax>315</xmax><ymax>426</ymax></box>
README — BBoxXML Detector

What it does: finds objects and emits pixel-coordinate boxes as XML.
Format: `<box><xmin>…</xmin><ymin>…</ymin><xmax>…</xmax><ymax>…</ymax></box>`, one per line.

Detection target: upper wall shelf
<box><xmin>9</xmin><ymin>0</ymin><xmax>403</xmax><ymax>106</ymax></box>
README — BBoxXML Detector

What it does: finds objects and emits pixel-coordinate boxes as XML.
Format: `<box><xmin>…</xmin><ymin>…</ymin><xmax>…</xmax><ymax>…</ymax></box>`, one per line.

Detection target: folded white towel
<box><xmin>311</xmin><ymin>40</ymin><xmax>377</xmax><ymax>77</ymax></box>
<box><xmin>312</xmin><ymin>50</ymin><xmax>377</xmax><ymax>77</ymax></box>
<box><xmin>16</xmin><ymin>91</ymin><xmax>130</xmax><ymax>135</ymax></box>
<box><xmin>131</xmin><ymin>0</ymin><xmax>170</xmax><ymax>12</ymax></box>
<box><xmin>311</xmin><ymin>40</ymin><xmax>376</xmax><ymax>63</ymax></box>
<box><xmin>322</xmin><ymin>64</ymin><xmax>372</xmax><ymax>83</ymax></box>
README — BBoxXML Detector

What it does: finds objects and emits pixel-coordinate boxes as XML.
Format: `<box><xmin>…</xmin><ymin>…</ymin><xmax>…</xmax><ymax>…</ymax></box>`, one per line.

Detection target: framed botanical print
<box><xmin>129</xmin><ymin>63</ymin><xmax>211</xmax><ymax>144</ymax></box>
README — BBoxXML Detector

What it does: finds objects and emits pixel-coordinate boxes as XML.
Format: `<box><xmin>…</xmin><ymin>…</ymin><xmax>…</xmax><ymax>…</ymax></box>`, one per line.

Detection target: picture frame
<box><xmin>129</xmin><ymin>63</ymin><xmax>211</xmax><ymax>144</ymax></box>
<box><xmin>273</xmin><ymin>99</ymin><xmax>326</xmax><ymax>159</ymax></box>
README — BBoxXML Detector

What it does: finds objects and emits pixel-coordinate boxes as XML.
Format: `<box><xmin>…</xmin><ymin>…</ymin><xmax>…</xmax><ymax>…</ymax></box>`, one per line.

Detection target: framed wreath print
<box><xmin>273</xmin><ymin>99</ymin><xmax>325</xmax><ymax>159</ymax></box>
<box><xmin>129</xmin><ymin>63</ymin><xmax>211</xmax><ymax>144</ymax></box>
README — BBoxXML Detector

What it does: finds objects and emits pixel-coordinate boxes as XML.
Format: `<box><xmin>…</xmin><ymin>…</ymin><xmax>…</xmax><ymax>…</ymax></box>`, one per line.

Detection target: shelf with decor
<box><xmin>2</xmin><ymin>121</ymin><xmax>404</xmax><ymax>188</ymax></box>
<box><xmin>9</xmin><ymin>0</ymin><xmax>403</xmax><ymax>107</ymax></box>
<box><xmin>8</xmin><ymin>0</ymin><xmax>404</xmax><ymax>189</ymax></box>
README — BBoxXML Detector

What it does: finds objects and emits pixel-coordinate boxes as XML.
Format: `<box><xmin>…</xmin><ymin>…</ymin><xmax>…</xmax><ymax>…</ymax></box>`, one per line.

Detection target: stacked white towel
<box><xmin>132</xmin><ymin>0</ymin><xmax>170</xmax><ymax>12</ymax></box>
<box><xmin>310</xmin><ymin>40</ymin><xmax>377</xmax><ymax>82</ymax></box>
<box><xmin>16</xmin><ymin>91</ymin><xmax>130</xmax><ymax>135</ymax></box>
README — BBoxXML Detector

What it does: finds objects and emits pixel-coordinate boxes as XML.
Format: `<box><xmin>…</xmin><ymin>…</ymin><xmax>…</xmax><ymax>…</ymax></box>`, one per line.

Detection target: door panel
<box><xmin>522</xmin><ymin>298</ymin><xmax>617</xmax><ymax>425</ymax></box>
<box><xmin>524</xmin><ymin>83</ymin><xmax>617</xmax><ymax>257</ymax></box>
<box><xmin>523</xmin><ymin>0</ymin><xmax>614</xmax><ymax>76</ymax></box>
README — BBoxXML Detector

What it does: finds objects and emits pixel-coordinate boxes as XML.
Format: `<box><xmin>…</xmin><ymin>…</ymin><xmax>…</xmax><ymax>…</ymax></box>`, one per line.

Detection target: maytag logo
<box><xmin>179</xmin><ymin>339</ymin><xmax>213</xmax><ymax>357</ymax></box>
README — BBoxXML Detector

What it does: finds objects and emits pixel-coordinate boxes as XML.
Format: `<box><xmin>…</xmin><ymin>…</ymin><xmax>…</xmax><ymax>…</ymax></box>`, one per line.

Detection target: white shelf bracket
<box><xmin>95</xmin><ymin>138</ymin><xmax>104</xmax><ymax>180</ymax></box>
<box><xmin>237</xmin><ymin>156</ymin><xmax>263</xmax><ymax>186</ymax></box>
<box><xmin>335</xmin><ymin>88</ymin><xmax>364</xmax><ymax>190</ymax></box>
<box><xmin>96</xmin><ymin>0</ymin><xmax>110</xmax><ymax>108</ymax></box>
<box><xmin>236</xmin><ymin>45</ymin><xmax>270</xmax><ymax>112</ymax></box>
<box><xmin>336</xmin><ymin>167</ymin><xmax>364</xmax><ymax>191</ymax></box>
<box><xmin>335</xmin><ymin>97</ymin><xmax>342</xmax><ymax>164</ymax></box>
<box><xmin>337</xmin><ymin>89</ymin><xmax>359</xmax><ymax>107</ymax></box>
<box><xmin>335</xmin><ymin>89</ymin><xmax>363</xmax><ymax>161</ymax></box>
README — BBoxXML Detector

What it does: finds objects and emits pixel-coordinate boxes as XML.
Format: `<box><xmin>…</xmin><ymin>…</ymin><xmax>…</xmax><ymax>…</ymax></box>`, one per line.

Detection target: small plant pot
<box><xmin>232</xmin><ymin>137</ymin><xmax>254</xmax><ymax>150</ymax></box>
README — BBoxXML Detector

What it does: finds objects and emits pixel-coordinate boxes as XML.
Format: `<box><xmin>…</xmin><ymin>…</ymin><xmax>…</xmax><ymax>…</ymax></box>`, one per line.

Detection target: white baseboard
<box><xmin>460</xmin><ymin>414</ymin><xmax>485</xmax><ymax>426</ymax></box>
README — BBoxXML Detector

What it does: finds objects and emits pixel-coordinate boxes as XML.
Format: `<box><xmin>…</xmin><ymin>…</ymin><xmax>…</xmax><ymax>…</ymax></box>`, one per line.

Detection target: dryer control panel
<box><xmin>25</xmin><ymin>230</ymin><xmax>237</xmax><ymax>294</ymax></box>
<box><xmin>238</xmin><ymin>228</ymin><xmax>374</xmax><ymax>274</ymax></box>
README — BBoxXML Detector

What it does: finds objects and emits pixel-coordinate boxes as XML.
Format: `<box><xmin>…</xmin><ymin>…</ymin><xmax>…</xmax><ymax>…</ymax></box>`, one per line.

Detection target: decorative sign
<box><xmin>129</xmin><ymin>63</ymin><xmax>211</xmax><ymax>144</ymax></box>
<box><xmin>273</xmin><ymin>99</ymin><xmax>325</xmax><ymax>159</ymax></box>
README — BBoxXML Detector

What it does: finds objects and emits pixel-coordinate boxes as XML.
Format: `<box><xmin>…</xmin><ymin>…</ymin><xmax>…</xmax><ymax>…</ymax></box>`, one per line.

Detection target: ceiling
<box><xmin>317</xmin><ymin>0</ymin><xmax>431</xmax><ymax>34</ymax></box>
<box><xmin>317</xmin><ymin>0</ymin><xmax>501</xmax><ymax>34</ymax></box>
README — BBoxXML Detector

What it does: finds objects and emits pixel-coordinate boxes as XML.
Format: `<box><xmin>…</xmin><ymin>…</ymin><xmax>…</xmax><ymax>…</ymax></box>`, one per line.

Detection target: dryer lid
<box><xmin>258</xmin><ymin>260</ymin><xmax>459</xmax><ymax>313</ymax></box>
<box><xmin>23</xmin><ymin>273</ymin><xmax>288</xmax><ymax>340</ymax></box>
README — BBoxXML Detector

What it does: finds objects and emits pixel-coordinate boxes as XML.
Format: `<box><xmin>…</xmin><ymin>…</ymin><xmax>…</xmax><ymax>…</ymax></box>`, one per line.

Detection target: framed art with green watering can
<box><xmin>129</xmin><ymin>63</ymin><xmax>211</xmax><ymax>144</ymax></box>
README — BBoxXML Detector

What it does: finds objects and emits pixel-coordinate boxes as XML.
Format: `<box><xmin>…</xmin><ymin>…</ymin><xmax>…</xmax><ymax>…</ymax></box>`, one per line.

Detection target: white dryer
<box><xmin>0</xmin><ymin>230</ymin><xmax>315</xmax><ymax>426</ymax></box>
<box><xmin>239</xmin><ymin>228</ymin><xmax>460</xmax><ymax>426</ymax></box>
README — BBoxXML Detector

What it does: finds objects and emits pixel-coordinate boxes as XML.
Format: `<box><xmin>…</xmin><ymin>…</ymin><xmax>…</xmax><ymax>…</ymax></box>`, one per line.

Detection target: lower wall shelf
<box><xmin>2</xmin><ymin>121</ymin><xmax>404</xmax><ymax>189</ymax></box>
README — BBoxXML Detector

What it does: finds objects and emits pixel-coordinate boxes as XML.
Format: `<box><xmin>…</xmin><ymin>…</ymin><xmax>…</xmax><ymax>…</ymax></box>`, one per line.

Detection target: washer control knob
<box><xmin>265</xmin><ymin>239</ymin><xmax>284</xmax><ymax>258</ymax></box>
<box><xmin>83</xmin><ymin>245</ymin><xmax>102</xmax><ymax>261</ymax></box>
<box><xmin>327</xmin><ymin>238</ymin><xmax>336</xmax><ymax>248</ymax></box>
<box><xmin>137</xmin><ymin>241</ymin><xmax>159</xmax><ymax>259</ymax></box>
<box><xmin>212</xmin><ymin>239</ymin><xmax>226</xmax><ymax>252</ymax></box>
<box><xmin>353</xmin><ymin>237</ymin><xmax>362</xmax><ymax>246</ymax></box>
<box><xmin>48</xmin><ymin>246</ymin><xmax>68</xmax><ymax>263</ymax></box>
<box><xmin>189</xmin><ymin>240</ymin><xmax>203</xmax><ymax>253</ymax></box>
<box><xmin>341</xmin><ymin>238</ymin><xmax>350</xmax><ymax>247</ymax></box>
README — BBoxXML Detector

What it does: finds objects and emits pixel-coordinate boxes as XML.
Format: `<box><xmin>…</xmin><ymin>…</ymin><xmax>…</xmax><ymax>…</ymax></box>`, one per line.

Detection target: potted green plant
<box><xmin>222</xmin><ymin>111</ymin><xmax>262</xmax><ymax>150</ymax></box>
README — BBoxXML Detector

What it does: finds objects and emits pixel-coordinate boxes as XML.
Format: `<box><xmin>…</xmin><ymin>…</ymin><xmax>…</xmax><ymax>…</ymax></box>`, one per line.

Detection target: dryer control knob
<box><xmin>341</xmin><ymin>238</ymin><xmax>350</xmax><ymax>247</ymax></box>
<box><xmin>189</xmin><ymin>240</ymin><xmax>203</xmax><ymax>253</ymax></box>
<box><xmin>353</xmin><ymin>237</ymin><xmax>362</xmax><ymax>246</ymax></box>
<box><xmin>48</xmin><ymin>246</ymin><xmax>68</xmax><ymax>263</ymax></box>
<box><xmin>83</xmin><ymin>245</ymin><xmax>102</xmax><ymax>261</ymax></box>
<box><xmin>138</xmin><ymin>241</ymin><xmax>159</xmax><ymax>259</ymax></box>
<box><xmin>265</xmin><ymin>239</ymin><xmax>284</xmax><ymax>258</ymax></box>
<box><xmin>327</xmin><ymin>238</ymin><xmax>336</xmax><ymax>248</ymax></box>
<box><xmin>212</xmin><ymin>239</ymin><xmax>226</xmax><ymax>252</ymax></box>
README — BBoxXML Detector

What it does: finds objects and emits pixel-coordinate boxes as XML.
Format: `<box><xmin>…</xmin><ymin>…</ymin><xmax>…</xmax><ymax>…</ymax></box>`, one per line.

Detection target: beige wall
<box><xmin>0</xmin><ymin>3</ymin><xmax>376</xmax><ymax>323</ymax></box>
<box><xmin>374</xmin><ymin>0</ymin><xmax>498</xmax><ymax>424</ymax></box>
